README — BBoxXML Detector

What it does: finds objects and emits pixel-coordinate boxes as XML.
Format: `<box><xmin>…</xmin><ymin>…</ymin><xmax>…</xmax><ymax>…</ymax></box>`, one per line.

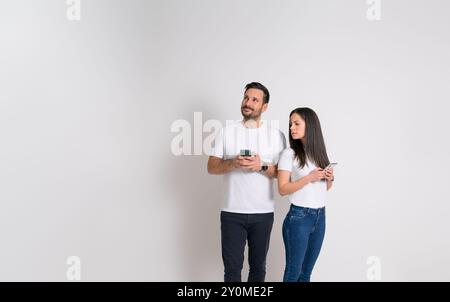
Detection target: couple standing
<box><xmin>207</xmin><ymin>82</ymin><xmax>335</xmax><ymax>282</ymax></box>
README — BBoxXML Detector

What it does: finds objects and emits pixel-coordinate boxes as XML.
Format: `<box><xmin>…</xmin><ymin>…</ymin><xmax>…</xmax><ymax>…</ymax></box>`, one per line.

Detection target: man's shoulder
<box><xmin>265</xmin><ymin>125</ymin><xmax>286</xmax><ymax>139</ymax></box>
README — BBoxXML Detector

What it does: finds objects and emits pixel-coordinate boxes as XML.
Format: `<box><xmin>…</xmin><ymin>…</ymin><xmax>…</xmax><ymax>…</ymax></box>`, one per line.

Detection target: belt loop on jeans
<box><xmin>318</xmin><ymin>207</ymin><xmax>325</xmax><ymax>215</ymax></box>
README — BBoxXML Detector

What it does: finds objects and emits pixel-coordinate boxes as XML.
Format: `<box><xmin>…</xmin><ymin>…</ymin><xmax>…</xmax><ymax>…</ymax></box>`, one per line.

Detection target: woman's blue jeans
<box><xmin>282</xmin><ymin>204</ymin><xmax>326</xmax><ymax>282</ymax></box>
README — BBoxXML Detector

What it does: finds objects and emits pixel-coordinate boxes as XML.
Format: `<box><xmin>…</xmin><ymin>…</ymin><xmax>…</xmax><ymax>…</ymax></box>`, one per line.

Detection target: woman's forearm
<box><xmin>279</xmin><ymin>175</ymin><xmax>311</xmax><ymax>196</ymax></box>
<box><xmin>326</xmin><ymin>179</ymin><xmax>333</xmax><ymax>191</ymax></box>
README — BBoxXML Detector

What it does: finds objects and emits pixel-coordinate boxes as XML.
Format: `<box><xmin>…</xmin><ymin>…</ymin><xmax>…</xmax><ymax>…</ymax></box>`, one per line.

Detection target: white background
<box><xmin>1</xmin><ymin>0</ymin><xmax>449</xmax><ymax>281</ymax></box>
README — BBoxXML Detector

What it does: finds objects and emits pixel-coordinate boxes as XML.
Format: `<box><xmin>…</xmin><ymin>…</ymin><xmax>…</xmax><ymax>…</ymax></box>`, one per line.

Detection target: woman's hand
<box><xmin>308</xmin><ymin>168</ymin><xmax>325</xmax><ymax>182</ymax></box>
<box><xmin>324</xmin><ymin>167</ymin><xmax>334</xmax><ymax>181</ymax></box>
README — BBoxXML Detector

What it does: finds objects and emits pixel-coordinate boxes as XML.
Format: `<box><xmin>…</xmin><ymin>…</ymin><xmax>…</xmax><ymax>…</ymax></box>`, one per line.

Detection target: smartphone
<box><xmin>240</xmin><ymin>149</ymin><xmax>253</xmax><ymax>157</ymax></box>
<box><xmin>325</xmin><ymin>162</ymin><xmax>338</xmax><ymax>170</ymax></box>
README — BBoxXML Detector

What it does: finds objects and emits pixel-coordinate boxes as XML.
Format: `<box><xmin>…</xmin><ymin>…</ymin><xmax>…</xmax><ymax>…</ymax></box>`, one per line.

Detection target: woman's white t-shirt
<box><xmin>278</xmin><ymin>148</ymin><xmax>327</xmax><ymax>209</ymax></box>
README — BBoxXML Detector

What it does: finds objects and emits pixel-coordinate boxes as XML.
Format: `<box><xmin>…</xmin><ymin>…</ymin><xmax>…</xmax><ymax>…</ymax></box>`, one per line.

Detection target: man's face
<box><xmin>240</xmin><ymin>88</ymin><xmax>268</xmax><ymax>120</ymax></box>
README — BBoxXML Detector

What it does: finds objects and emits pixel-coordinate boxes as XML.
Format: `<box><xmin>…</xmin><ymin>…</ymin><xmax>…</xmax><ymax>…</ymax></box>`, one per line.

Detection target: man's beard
<box><xmin>241</xmin><ymin>107</ymin><xmax>262</xmax><ymax>120</ymax></box>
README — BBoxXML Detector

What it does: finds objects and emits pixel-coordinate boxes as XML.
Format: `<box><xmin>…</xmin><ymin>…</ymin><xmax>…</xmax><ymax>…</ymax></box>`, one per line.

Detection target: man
<box><xmin>207</xmin><ymin>82</ymin><xmax>286</xmax><ymax>282</ymax></box>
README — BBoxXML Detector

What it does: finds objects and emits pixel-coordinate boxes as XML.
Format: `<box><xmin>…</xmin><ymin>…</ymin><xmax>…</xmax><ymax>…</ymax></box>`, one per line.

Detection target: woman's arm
<box><xmin>325</xmin><ymin>168</ymin><xmax>334</xmax><ymax>191</ymax></box>
<box><xmin>326</xmin><ymin>180</ymin><xmax>333</xmax><ymax>191</ymax></box>
<box><xmin>278</xmin><ymin>168</ymin><xmax>326</xmax><ymax>196</ymax></box>
<box><xmin>278</xmin><ymin>170</ymin><xmax>311</xmax><ymax>196</ymax></box>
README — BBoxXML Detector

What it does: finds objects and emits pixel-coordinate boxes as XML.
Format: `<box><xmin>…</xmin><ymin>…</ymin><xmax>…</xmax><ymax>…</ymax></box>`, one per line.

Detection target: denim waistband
<box><xmin>290</xmin><ymin>204</ymin><xmax>325</xmax><ymax>215</ymax></box>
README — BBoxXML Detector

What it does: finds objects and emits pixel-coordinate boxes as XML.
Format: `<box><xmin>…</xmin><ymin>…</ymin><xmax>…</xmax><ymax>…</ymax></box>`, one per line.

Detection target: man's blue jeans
<box><xmin>282</xmin><ymin>204</ymin><xmax>326</xmax><ymax>282</ymax></box>
<box><xmin>221</xmin><ymin>211</ymin><xmax>274</xmax><ymax>282</ymax></box>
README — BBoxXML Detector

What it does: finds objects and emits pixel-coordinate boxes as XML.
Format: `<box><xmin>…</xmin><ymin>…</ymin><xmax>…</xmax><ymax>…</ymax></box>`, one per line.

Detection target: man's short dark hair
<box><xmin>245</xmin><ymin>82</ymin><xmax>270</xmax><ymax>104</ymax></box>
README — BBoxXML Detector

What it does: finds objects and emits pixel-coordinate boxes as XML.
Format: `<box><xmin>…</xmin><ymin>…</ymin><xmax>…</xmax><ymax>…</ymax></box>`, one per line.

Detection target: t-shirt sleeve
<box><xmin>278</xmin><ymin>148</ymin><xmax>293</xmax><ymax>172</ymax></box>
<box><xmin>280</xmin><ymin>132</ymin><xmax>287</xmax><ymax>151</ymax></box>
<box><xmin>273</xmin><ymin>131</ymin><xmax>287</xmax><ymax>164</ymax></box>
<box><xmin>209</xmin><ymin>127</ymin><xmax>224</xmax><ymax>158</ymax></box>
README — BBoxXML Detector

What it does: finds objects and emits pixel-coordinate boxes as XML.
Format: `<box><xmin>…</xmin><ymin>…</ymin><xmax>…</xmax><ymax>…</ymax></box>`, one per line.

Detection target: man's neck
<box><xmin>242</xmin><ymin>118</ymin><xmax>263</xmax><ymax>128</ymax></box>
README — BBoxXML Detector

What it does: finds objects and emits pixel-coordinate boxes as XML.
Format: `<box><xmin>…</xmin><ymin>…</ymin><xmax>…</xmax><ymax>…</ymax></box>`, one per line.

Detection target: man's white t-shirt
<box><xmin>210</xmin><ymin>121</ymin><xmax>286</xmax><ymax>214</ymax></box>
<box><xmin>278</xmin><ymin>148</ymin><xmax>327</xmax><ymax>209</ymax></box>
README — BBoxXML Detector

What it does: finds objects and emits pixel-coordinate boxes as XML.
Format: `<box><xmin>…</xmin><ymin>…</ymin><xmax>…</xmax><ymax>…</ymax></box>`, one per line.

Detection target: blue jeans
<box><xmin>282</xmin><ymin>204</ymin><xmax>326</xmax><ymax>282</ymax></box>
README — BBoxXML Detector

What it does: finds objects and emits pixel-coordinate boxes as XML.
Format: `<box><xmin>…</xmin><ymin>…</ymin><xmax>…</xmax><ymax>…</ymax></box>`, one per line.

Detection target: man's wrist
<box><xmin>259</xmin><ymin>162</ymin><xmax>269</xmax><ymax>173</ymax></box>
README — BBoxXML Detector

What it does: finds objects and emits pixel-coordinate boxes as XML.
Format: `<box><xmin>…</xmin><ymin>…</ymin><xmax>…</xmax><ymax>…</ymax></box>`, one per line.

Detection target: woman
<box><xmin>277</xmin><ymin>107</ymin><xmax>335</xmax><ymax>282</ymax></box>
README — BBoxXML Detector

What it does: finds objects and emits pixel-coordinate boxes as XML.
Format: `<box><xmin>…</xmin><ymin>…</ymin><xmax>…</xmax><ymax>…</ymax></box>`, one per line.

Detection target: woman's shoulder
<box><xmin>281</xmin><ymin>148</ymin><xmax>295</xmax><ymax>157</ymax></box>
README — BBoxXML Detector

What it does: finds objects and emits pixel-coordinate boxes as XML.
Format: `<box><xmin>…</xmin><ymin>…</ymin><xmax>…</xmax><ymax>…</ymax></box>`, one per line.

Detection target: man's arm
<box><xmin>208</xmin><ymin>155</ymin><xmax>277</xmax><ymax>177</ymax></box>
<box><xmin>237</xmin><ymin>155</ymin><xmax>278</xmax><ymax>178</ymax></box>
<box><xmin>261</xmin><ymin>165</ymin><xmax>278</xmax><ymax>179</ymax></box>
<box><xmin>207</xmin><ymin>156</ymin><xmax>239</xmax><ymax>175</ymax></box>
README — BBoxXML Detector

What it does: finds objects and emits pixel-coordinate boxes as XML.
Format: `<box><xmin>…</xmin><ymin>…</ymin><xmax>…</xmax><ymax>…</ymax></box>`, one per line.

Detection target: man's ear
<box><xmin>262</xmin><ymin>103</ymin><xmax>268</xmax><ymax>113</ymax></box>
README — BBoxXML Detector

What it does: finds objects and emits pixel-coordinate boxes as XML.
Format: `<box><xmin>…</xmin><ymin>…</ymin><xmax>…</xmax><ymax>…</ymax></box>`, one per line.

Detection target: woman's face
<box><xmin>290</xmin><ymin>113</ymin><xmax>306</xmax><ymax>140</ymax></box>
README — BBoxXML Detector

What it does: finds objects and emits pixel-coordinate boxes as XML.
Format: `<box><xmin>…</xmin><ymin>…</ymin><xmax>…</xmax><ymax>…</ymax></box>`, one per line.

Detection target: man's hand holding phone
<box><xmin>238</xmin><ymin>153</ymin><xmax>262</xmax><ymax>172</ymax></box>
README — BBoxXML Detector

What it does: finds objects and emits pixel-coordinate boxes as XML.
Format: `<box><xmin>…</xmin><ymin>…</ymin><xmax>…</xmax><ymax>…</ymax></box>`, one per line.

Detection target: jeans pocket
<box><xmin>289</xmin><ymin>209</ymin><xmax>307</xmax><ymax>219</ymax></box>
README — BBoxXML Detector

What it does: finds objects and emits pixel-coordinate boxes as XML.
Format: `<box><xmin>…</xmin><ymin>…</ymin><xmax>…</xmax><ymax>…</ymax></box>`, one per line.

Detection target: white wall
<box><xmin>1</xmin><ymin>0</ymin><xmax>449</xmax><ymax>281</ymax></box>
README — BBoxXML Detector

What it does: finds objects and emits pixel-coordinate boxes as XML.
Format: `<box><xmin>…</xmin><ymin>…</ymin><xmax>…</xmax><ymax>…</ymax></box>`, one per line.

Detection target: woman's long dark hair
<box><xmin>289</xmin><ymin>107</ymin><xmax>330</xmax><ymax>169</ymax></box>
